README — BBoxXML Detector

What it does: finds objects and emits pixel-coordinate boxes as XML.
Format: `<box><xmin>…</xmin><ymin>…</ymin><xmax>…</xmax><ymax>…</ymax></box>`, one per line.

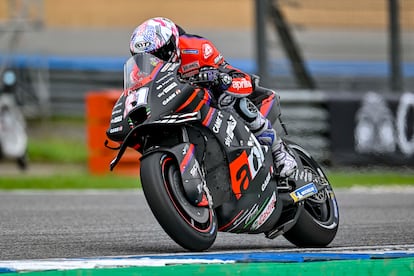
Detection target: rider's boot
<box><xmin>249</xmin><ymin>116</ymin><xmax>297</xmax><ymax>178</ymax></box>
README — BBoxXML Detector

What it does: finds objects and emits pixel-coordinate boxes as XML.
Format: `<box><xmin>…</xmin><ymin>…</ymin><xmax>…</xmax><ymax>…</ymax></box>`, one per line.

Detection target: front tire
<box><xmin>283</xmin><ymin>143</ymin><xmax>339</xmax><ymax>247</ymax></box>
<box><xmin>140</xmin><ymin>152</ymin><xmax>217</xmax><ymax>251</ymax></box>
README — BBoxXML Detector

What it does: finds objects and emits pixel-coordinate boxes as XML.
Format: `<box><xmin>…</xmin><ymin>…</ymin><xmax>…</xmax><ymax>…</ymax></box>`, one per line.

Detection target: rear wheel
<box><xmin>283</xmin><ymin>143</ymin><xmax>339</xmax><ymax>247</ymax></box>
<box><xmin>140</xmin><ymin>152</ymin><xmax>217</xmax><ymax>251</ymax></box>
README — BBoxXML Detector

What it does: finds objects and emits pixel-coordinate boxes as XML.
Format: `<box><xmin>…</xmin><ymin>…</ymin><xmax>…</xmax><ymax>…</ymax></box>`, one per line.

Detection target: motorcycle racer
<box><xmin>128</xmin><ymin>17</ymin><xmax>297</xmax><ymax>178</ymax></box>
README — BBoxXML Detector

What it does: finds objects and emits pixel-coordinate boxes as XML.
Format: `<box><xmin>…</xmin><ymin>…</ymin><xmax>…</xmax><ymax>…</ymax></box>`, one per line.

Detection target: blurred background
<box><xmin>0</xmin><ymin>0</ymin><xmax>413</xmax><ymax>174</ymax></box>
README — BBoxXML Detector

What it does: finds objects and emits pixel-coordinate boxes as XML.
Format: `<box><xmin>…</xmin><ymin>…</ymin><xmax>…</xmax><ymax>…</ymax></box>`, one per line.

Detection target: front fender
<box><xmin>141</xmin><ymin>143</ymin><xmax>205</xmax><ymax>206</ymax></box>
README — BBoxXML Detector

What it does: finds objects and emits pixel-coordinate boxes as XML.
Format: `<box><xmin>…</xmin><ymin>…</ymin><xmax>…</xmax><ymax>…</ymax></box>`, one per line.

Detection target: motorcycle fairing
<box><xmin>216</xmin><ymin>187</ymin><xmax>283</xmax><ymax>233</ymax></box>
<box><xmin>215</xmin><ymin>145</ymin><xmax>283</xmax><ymax>233</ymax></box>
<box><xmin>198</xmin><ymin>107</ymin><xmax>276</xmax><ymax>197</ymax></box>
<box><xmin>197</xmin><ymin>107</ymin><xmax>284</xmax><ymax>233</ymax></box>
<box><xmin>110</xmin><ymin>54</ymin><xmax>285</xmax><ymax>233</ymax></box>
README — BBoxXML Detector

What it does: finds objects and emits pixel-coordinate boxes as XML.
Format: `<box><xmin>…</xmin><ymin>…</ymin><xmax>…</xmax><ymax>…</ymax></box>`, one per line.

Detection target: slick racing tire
<box><xmin>140</xmin><ymin>152</ymin><xmax>217</xmax><ymax>251</ymax></box>
<box><xmin>283</xmin><ymin>143</ymin><xmax>339</xmax><ymax>247</ymax></box>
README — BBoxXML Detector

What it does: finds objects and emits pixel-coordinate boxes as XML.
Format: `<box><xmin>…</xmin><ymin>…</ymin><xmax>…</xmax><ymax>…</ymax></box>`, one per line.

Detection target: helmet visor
<box><xmin>151</xmin><ymin>35</ymin><xmax>176</xmax><ymax>61</ymax></box>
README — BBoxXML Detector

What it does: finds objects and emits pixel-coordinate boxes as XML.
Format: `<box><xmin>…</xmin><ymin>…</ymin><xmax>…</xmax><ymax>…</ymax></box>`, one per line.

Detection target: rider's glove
<box><xmin>197</xmin><ymin>68</ymin><xmax>232</xmax><ymax>91</ymax></box>
<box><xmin>198</xmin><ymin>69</ymin><xmax>220</xmax><ymax>84</ymax></box>
<box><xmin>218</xmin><ymin>73</ymin><xmax>232</xmax><ymax>90</ymax></box>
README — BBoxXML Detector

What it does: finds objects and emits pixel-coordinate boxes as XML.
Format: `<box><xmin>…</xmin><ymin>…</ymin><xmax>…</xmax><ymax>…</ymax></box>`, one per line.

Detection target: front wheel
<box><xmin>140</xmin><ymin>152</ymin><xmax>217</xmax><ymax>251</ymax></box>
<box><xmin>283</xmin><ymin>143</ymin><xmax>339</xmax><ymax>247</ymax></box>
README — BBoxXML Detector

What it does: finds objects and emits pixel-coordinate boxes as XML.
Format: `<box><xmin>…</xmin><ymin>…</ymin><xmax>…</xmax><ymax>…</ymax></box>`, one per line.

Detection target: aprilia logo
<box><xmin>232</xmin><ymin>78</ymin><xmax>252</xmax><ymax>90</ymax></box>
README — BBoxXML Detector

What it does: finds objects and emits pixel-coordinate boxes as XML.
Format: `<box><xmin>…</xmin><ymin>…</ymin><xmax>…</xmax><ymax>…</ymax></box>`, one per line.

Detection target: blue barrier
<box><xmin>1</xmin><ymin>54</ymin><xmax>414</xmax><ymax>77</ymax></box>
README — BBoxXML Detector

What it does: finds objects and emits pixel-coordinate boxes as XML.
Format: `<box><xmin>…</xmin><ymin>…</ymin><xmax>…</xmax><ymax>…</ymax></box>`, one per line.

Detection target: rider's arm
<box><xmin>179</xmin><ymin>35</ymin><xmax>254</xmax><ymax>97</ymax></box>
<box><xmin>216</xmin><ymin>62</ymin><xmax>254</xmax><ymax>97</ymax></box>
<box><xmin>199</xmin><ymin>39</ymin><xmax>254</xmax><ymax>96</ymax></box>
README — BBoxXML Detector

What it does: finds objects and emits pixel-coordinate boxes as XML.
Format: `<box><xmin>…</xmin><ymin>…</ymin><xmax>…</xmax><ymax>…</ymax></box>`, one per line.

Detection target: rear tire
<box><xmin>140</xmin><ymin>152</ymin><xmax>217</xmax><ymax>251</ymax></box>
<box><xmin>283</xmin><ymin>143</ymin><xmax>339</xmax><ymax>247</ymax></box>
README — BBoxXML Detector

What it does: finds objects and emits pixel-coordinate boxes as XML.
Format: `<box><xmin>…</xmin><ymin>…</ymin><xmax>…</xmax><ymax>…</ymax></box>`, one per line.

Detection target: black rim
<box><xmin>303</xmin><ymin>166</ymin><xmax>332</xmax><ymax>223</ymax></box>
<box><xmin>297</xmin><ymin>155</ymin><xmax>338</xmax><ymax>226</ymax></box>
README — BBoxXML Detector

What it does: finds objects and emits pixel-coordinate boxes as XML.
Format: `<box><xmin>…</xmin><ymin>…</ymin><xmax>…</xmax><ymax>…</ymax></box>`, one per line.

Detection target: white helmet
<box><xmin>129</xmin><ymin>17</ymin><xmax>180</xmax><ymax>62</ymax></box>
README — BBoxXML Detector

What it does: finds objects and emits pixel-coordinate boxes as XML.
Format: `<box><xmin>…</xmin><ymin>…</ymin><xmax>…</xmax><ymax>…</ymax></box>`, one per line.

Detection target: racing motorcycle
<box><xmin>106</xmin><ymin>53</ymin><xmax>339</xmax><ymax>251</ymax></box>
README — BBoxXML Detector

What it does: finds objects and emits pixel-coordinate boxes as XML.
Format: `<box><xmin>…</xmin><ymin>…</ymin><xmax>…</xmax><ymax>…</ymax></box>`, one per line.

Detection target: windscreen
<box><xmin>123</xmin><ymin>53</ymin><xmax>163</xmax><ymax>91</ymax></box>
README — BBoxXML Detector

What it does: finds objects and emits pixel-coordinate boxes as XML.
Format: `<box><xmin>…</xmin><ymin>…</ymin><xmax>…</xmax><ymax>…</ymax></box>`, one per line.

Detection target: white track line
<box><xmin>0</xmin><ymin>245</ymin><xmax>413</xmax><ymax>272</ymax></box>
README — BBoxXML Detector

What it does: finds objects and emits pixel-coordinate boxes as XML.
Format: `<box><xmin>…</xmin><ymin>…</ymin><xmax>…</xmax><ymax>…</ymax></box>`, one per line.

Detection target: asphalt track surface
<box><xmin>0</xmin><ymin>187</ymin><xmax>413</xmax><ymax>261</ymax></box>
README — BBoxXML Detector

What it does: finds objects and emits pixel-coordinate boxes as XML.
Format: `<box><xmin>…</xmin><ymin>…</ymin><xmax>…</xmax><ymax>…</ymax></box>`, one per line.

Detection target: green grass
<box><xmin>27</xmin><ymin>139</ymin><xmax>87</xmax><ymax>163</ymax></box>
<box><xmin>327</xmin><ymin>170</ymin><xmax>414</xmax><ymax>188</ymax></box>
<box><xmin>26</xmin><ymin>117</ymin><xmax>87</xmax><ymax>163</ymax></box>
<box><xmin>0</xmin><ymin>173</ymin><xmax>141</xmax><ymax>189</ymax></box>
<box><xmin>0</xmin><ymin>169</ymin><xmax>413</xmax><ymax>190</ymax></box>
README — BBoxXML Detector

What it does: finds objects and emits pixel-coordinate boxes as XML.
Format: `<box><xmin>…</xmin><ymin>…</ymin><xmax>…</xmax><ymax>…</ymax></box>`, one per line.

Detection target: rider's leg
<box><xmin>235</xmin><ymin>97</ymin><xmax>297</xmax><ymax>177</ymax></box>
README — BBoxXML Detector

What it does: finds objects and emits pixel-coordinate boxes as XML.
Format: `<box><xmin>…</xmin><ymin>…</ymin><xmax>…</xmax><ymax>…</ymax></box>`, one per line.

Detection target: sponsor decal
<box><xmin>180</xmin><ymin>144</ymin><xmax>195</xmax><ymax>173</ymax></box>
<box><xmin>162</xmin><ymin>89</ymin><xmax>181</xmax><ymax>106</ymax></box>
<box><xmin>212</xmin><ymin>111</ymin><xmax>224</xmax><ymax>134</ymax></box>
<box><xmin>247</xmin><ymin>134</ymin><xmax>265</xmax><ymax>177</ymax></box>
<box><xmin>229</xmin><ymin>145</ymin><xmax>264</xmax><ymax>199</ymax></box>
<box><xmin>261</xmin><ymin>172</ymin><xmax>271</xmax><ymax>191</ymax></box>
<box><xmin>157</xmin><ymin>82</ymin><xmax>178</xmax><ymax>98</ymax></box>
<box><xmin>181</xmin><ymin>49</ymin><xmax>199</xmax><ymax>54</ymax></box>
<box><xmin>160</xmin><ymin>63</ymin><xmax>171</xmax><ymax>72</ymax></box>
<box><xmin>229</xmin><ymin>151</ymin><xmax>250</xmax><ymax>199</ymax></box>
<box><xmin>110</xmin><ymin>115</ymin><xmax>123</xmax><ymax>124</ymax></box>
<box><xmin>114</xmin><ymin>101</ymin><xmax>123</xmax><ymax>109</ymax></box>
<box><xmin>134</xmin><ymin>41</ymin><xmax>151</xmax><ymax>50</ymax></box>
<box><xmin>160</xmin><ymin>63</ymin><xmax>179</xmax><ymax>73</ymax></box>
<box><xmin>181</xmin><ymin>69</ymin><xmax>200</xmax><ymax>78</ymax></box>
<box><xmin>242</xmin><ymin>204</ymin><xmax>260</xmax><ymax>228</ymax></box>
<box><xmin>232</xmin><ymin>78</ymin><xmax>252</xmax><ymax>90</ymax></box>
<box><xmin>162</xmin><ymin>92</ymin><xmax>176</xmax><ymax>106</ymax></box>
<box><xmin>224</xmin><ymin>115</ymin><xmax>237</xmax><ymax>146</ymax></box>
<box><xmin>222</xmin><ymin>208</ymin><xmax>250</xmax><ymax>232</ymax></box>
<box><xmin>190</xmin><ymin>162</ymin><xmax>200</xmax><ymax>177</ymax></box>
<box><xmin>111</xmin><ymin>108</ymin><xmax>122</xmax><ymax>115</ymax></box>
<box><xmin>182</xmin><ymin>61</ymin><xmax>200</xmax><ymax>73</ymax></box>
<box><xmin>181</xmin><ymin>70</ymin><xmax>199</xmax><ymax>79</ymax></box>
<box><xmin>155</xmin><ymin>71</ymin><xmax>174</xmax><ymax>83</ymax></box>
<box><xmin>228</xmin><ymin>204</ymin><xmax>258</xmax><ymax>229</ymax></box>
<box><xmin>109</xmin><ymin>125</ymin><xmax>123</xmax><ymax>133</ymax></box>
<box><xmin>123</xmin><ymin>87</ymin><xmax>149</xmax><ymax>117</ymax></box>
<box><xmin>156</xmin><ymin>77</ymin><xmax>174</xmax><ymax>91</ymax></box>
<box><xmin>164</xmin><ymin>82</ymin><xmax>178</xmax><ymax>93</ymax></box>
<box><xmin>251</xmin><ymin>191</ymin><xmax>277</xmax><ymax>230</ymax></box>
<box><xmin>290</xmin><ymin>183</ymin><xmax>318</xmax><ymax>202</ymax></box>
<box><xmin>214</xmin><ymin>54</ymin><xmax>223</xmax><ymax>64</ymax></box>
<box><xmin>202</xmin><ymin>43</ymin><xmax>213</xmax><ymax>60</ymax></box>
<box><xmin>167</xmin><ymin>63</ymin><xmax>179</xmax><ymax>72</ymax></box>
